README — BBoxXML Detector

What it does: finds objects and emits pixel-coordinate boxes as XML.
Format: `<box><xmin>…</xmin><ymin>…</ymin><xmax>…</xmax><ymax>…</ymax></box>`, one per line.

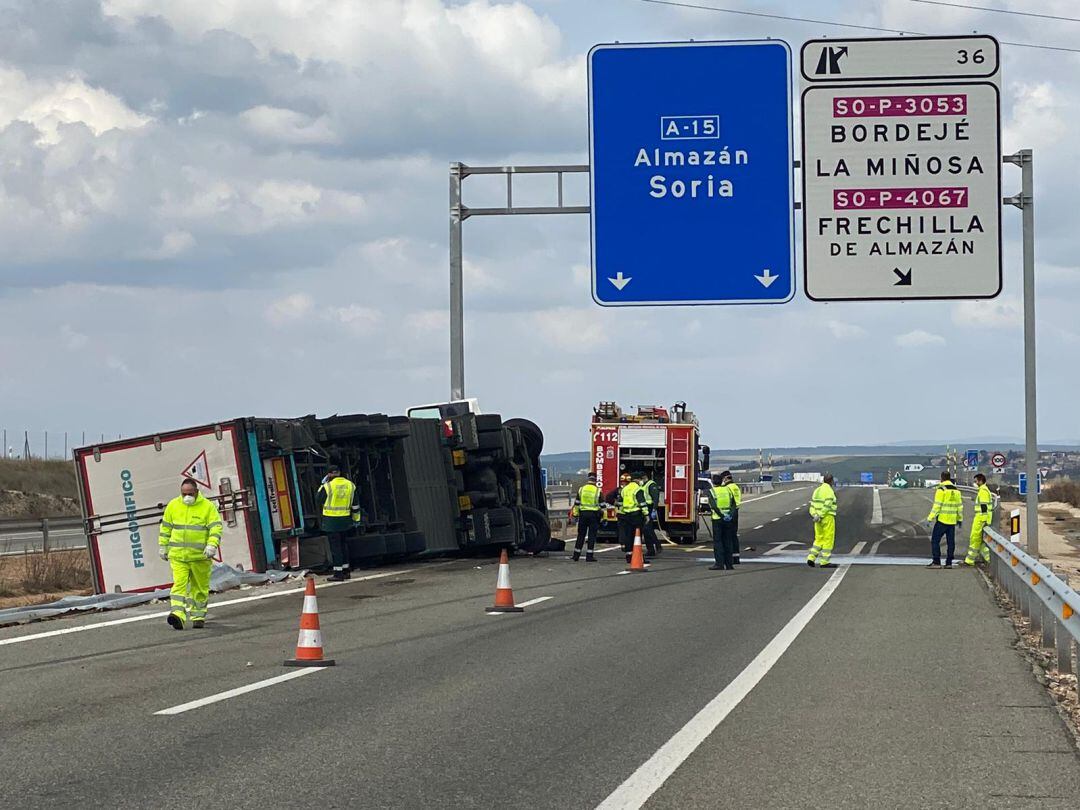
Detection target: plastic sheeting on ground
<box><xmin>0</xmin><ymin>564</ymin><xmax>296</xmax><ymax>626</ymax></box>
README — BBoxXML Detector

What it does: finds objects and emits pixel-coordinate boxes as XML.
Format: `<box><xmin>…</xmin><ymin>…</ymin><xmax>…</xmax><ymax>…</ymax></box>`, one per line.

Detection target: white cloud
<box><xmin>826</xmin><ymin>320</ymin><xmax>867</xmax><ymax>339</ymax></box>
<box><xmin>0</xmin><ymin>67</ymin><xmax>150</xmax><ymax>144</ymax></box>
<box><xmin>240</xmin><ymin>106</ymin><xmax>339</xmax><ymax>145</ymax></box>
<box><xmin>135</xmin><ymin>229</ymin><xmax>195</xmax><ymax>260</ymax></box>
<box><xmin>1005</xmin><ymin>83</ymin><xmax>1067</xmax><ymax>151</ymax></box>
<box><xmin>265</xmin><ymin>293</ymin><xmax>314</xmax><ymax>326</ymax></box>
<box><xmin>532</xmin><ymin>307</ymin><xmax>610</xmax><ymax>353</ymax></box>
<box><xmin>894</xmin><ymin>329</ymin><xmax>946</xmax><ymax>348</ymax></box>
<box><xmin>327</xmin><ymin>305</ymin><xmax>381</xmax><ymax>336</ymax></box>
<box><xmin>105</xmin><ymin>355</ymin><xmax>132</xmax><ymax>375</ymax></box>
<box><xmin>405</xmin><ymin>310</ymin><xmax>449</xmax><ymax>334</ymax></box>
<box><xmin>952</xmin><ymin>298</ymin><xmax>1022</xmax><ymax>329</ymax></box>
<box><xmin>60</xmin><ymin>325</ymin><xmax>88</xmax><ymax>351</ymax></box>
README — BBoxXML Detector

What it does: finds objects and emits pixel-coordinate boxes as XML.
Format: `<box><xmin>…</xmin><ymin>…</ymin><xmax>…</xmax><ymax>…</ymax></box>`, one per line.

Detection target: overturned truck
<box><xmin>74</xmin><ymin>406</ymin><xmax>550</xmax><ymax>593</ymax></box>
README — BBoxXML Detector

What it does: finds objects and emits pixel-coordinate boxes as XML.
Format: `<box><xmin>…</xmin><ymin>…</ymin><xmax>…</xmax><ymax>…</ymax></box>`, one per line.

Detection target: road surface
<box><xmin>3</xmin><ymin>486</ymin><xmax>1078</xmax><ymax>808</ymax></box>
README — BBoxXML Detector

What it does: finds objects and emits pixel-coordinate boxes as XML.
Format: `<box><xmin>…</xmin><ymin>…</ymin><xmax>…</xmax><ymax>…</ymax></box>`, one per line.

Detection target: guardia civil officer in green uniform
<box><xmin>317</xmin><ymin>465</ymin><xmax>362</xmax><ymax>581</ymax></box>
<box><xmin>571</xmin><ymin>472</ymin><xmax>601</xmax><ymax>562</ymax></box>
<box><xmin>640</xmin><ymin>469</ymin><xmax>662</xmax><ymax>557</ymax></box>
<box><xmin>707</xmin><ymin>473</ymin><xmax>737</xmax><ymax>571</ymax></box>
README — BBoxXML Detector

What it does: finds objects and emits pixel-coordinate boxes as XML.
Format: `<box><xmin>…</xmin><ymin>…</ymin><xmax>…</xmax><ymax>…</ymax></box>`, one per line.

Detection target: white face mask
<box><xmin>182</xmin><ymin>494</ymin><xmax>196</xmax><ymax>506</ymax></box>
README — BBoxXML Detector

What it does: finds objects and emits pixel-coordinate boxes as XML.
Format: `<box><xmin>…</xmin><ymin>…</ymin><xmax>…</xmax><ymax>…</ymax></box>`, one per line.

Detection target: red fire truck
<box><xmin>590</xmin><ymin>402</ymin><xmax>708</xmax><ymax>544</ymax></box>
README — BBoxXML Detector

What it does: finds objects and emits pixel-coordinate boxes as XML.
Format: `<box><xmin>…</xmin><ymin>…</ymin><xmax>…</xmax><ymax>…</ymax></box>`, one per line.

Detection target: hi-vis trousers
<box><xmin>807</xmin><ymin>515</ymin><xmax>835</xmax><ymax>566</ymax></box>
<box><xmin>169</xmin><ymin>558</ymin><xmax>212</xmax><ymax>625</ymax></box>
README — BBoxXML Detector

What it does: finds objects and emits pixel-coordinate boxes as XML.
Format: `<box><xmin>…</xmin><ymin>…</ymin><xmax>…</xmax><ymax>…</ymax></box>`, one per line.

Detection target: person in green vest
<box><xmin>639</xmin><ymin>469</ymin><xmax>661</xmax><ymax>557</ymax></box>
<box><xmin>926</xmin><ymin>471</ymin><xmax>963</xmax><ymax>568</ymax></box>
<box><xmin>571</xmin><ymin>472</ymin><xmax>602</xmax><ymax>562</ymax></box>
<box><xmin>964</xmin><ymin>473</ymin><xmax>994</xmax><ymax>566</ymax></box>
<box><xmin>317</xmin><ymin>465</ymin><xmax>362</xmax><ymax>581</ymax></box>
<box><xmin>723</xmin><ymin>471</ymin><xmax>743</xmax><ymax>564</ymax></box>
<box><xmin>806</xmin><ymin>474</ymin><xmax>838</xmax><ymax>569</ymax></box>
<box><xmin>707</xmin><ymin>473</ymin><xmax>737</xmax><ymax>571</ymax></box>
<box><xmin>608</xmin><ymin>472</ymin><xmax>647</xmax><ymax>564</ymax></box>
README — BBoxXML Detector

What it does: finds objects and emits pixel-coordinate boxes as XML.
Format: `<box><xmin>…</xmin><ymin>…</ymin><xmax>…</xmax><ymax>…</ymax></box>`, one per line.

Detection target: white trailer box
<box><xmin>75</xmin><ymin>423</ymin><xmax>261</xmax><ymax>593</ymax></box>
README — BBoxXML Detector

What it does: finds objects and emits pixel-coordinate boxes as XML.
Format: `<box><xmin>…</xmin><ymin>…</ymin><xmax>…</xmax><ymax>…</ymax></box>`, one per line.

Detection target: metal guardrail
<box><xmin>0</xmin><ymin>516</ymin><xmax>86</xmax><ymax>555</ymax></box>
<box><xmin>983</xmin><ymin>524</ymin><xmax>1079</xmax><ymax>674</ymax></box>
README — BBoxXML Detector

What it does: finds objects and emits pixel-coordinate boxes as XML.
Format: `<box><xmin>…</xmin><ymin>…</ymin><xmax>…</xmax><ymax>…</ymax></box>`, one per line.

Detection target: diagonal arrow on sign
<box><xmin>893</xmin><ymin>267</ymin><xmax>912</xmax><ymax>286</ymax></box>
<box><xmin>608</xmin><ymin>272</ymin><xmax>632</xmax><ymax>290</ymax></box>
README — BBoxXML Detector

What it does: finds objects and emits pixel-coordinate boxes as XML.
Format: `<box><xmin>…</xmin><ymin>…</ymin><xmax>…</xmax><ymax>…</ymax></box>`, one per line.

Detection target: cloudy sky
<box><xmin>0</xmin><ymin>0</ymin><xmax>1077</xmax><ymax>454</ymax></box>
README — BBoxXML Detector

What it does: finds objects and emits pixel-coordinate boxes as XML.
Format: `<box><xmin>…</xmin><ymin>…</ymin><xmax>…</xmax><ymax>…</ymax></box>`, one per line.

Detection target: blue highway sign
<box><xmin>1018</xmin><ymin>472</ymin><xmax>1041</xmax><ymax>496</ymax></box>
<box><xmin>860</xmin><ymin>472</ymin><xmax>874</xmax><ymax>484</ymax></box>
<box><xmin>589</xmin><ymin>40</ymin><xmax>795</xmax><ymax>306</ymax></box>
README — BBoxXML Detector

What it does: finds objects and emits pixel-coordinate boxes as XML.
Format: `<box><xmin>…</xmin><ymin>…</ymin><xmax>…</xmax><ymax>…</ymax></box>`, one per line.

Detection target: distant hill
<box><xmin>543</xmin><ymin>442</ymin><xmax>1080</xmax><ymax>475</ymax></box>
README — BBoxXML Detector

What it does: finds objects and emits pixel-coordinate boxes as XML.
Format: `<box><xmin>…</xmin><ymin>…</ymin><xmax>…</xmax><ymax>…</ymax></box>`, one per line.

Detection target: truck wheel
<box><xmin>504</xmin><ymin>418</ymin><xmax>543</xmax><ymax>458</ymax></box>
<box><xmin>519</xmin><ymin>506</ymin><xmax>550</xmax><ymax>553</ymax></box>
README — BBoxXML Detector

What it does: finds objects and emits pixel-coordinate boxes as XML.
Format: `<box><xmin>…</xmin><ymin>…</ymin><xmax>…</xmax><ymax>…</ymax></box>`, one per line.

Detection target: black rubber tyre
<box><xmin>518</xmin><ymin>505</ymin><xmax>551</xmax><ymax>553</ymax></box>
<box><xmin>504</xmin><ymin>418</ymin><xmax>543</xmax><ymax>458</ymax></box>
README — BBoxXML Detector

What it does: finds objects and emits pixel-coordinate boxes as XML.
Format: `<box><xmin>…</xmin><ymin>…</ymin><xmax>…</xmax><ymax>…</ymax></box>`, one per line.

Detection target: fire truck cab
<box><xmin>590</xmin><ymin>402</ymin><xmax>708</xmax><ymax>544</ymax></box>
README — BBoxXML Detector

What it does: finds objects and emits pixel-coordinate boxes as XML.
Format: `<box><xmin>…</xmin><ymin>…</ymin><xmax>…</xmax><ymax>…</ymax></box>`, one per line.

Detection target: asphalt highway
<box><xmin>2</xmin><ymin>486</ymin><xmax>1078</xmax><ymax>808</ymax></box>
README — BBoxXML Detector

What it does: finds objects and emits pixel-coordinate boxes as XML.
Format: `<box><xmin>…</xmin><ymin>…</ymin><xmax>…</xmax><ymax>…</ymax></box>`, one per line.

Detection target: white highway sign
<box><xmin>801</xmin><ymin>35</ymin><xmax>1000</xmax><ymax>84</ymax></box>
<box><xmin>800</xmin><ymin>36</ymin><xmax>1002</xmax><ymax>301</ymax></box>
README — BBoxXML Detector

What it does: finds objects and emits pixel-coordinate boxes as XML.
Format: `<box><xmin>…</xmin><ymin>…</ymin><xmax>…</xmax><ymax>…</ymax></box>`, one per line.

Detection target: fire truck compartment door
<box><xmin>618</xmin><ymin>427</ymin><xmax>666</xmax><ymax>448</ymax></box>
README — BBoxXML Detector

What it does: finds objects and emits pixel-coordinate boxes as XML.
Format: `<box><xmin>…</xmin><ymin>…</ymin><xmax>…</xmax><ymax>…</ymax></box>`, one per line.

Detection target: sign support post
<box><xmin>1005</xmin><ymin>149</ymin><xmax>1038</xmax><ymax>555</ymax></box>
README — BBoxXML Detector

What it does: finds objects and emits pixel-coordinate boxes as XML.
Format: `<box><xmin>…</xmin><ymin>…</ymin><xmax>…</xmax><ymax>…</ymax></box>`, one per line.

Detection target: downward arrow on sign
<box><xmin>609</xmin><ymin>272</ymin><xmax>632</xmax><ymax>290</ymax></box>
<box><xmin>755</xmin><ymin>268</ymin><xmax>778</xmax><ymax>288</ymax></box>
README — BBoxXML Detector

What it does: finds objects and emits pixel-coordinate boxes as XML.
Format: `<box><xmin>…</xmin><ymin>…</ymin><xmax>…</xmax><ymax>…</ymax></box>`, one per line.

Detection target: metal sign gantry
<box><xmin>449</xmin><ymin>163</ymin><xmax>589</xmax><ymax>401</ymax></box>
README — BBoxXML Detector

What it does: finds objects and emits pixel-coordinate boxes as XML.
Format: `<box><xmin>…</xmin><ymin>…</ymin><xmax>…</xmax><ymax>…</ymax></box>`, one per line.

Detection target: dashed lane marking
<box><xmin>155</xmin><ymin>668</ymin><xmax>326</xmax><ymax>716</ymax></box>
<box><xmin>753</xmin><ymin>525</ymin><xmax>765</xmax><ymax>531</ymax></box>
<box><xmin>0</xmin><ymin>569</ymin><xmax>417</xmax><ymax>648</ymax></box>
<box><xmin>850</xmin><ymin>541</ymin><xmax>867</xmax><ymax>556</ymax></box>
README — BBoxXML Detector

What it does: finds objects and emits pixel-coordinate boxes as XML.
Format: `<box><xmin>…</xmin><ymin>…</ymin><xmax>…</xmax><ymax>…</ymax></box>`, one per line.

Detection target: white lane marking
<box><xmin>763</xmin><ymin>541</ymin><xmax>803</xmax><ymax>556</ymax></box>
<box><xmin>770</xmin><ymin>518</ymin><xmax>780</xmax><ymax>523</ymax></box>
<box><xmin>738</xmin><ymin>487</ymin><xmax>809</xmax><ymax>506</ymax></box>
<box><xmin>0</xmin><ymin>569</ymin><xmax>415</xmax><ymax>648</ymax></box>
<box><xmin>753</xmin><ymin>525</ymin><xmax>765</xmax><ymax>531</ymax></box>
<box><xmin>785</xmin><ymin>511</ymin><xmax>793</xmax><ymax>516</ymax></box>
<box><xmin>850</xmin><ymin>541</ymin><xmax>867</xmax><ymax>556</ymax></box>
<box><xmin>869</xmin><ymin>533</ymin><xmax>894</xmax><ymax>556</ymax></box>
<box><xmin>871</xmin><ymin>488</ymin><xmax>883</xmax><ymax>525</ymax></box>
<box><xmin>487</xmin><ymin>595</ymin><xmax>553</xmax><ymax>615</ymax></box>
<box><xmin>596</xmin><ymin>565</ymin><xmax>850</xmax><ymax>809</ymax></box>
<box><xmin>154</xmin><ymin>668</ymin><xmax>325</xmax><ymax>715</ymax></box>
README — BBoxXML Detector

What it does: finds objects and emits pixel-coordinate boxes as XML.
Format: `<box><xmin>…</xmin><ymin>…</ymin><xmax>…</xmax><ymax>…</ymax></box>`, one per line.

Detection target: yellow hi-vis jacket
<box><xmin>709</xmin><ymin>485</ymin><xmax>735</xmax><ymax>520</ymax></box>
<box><xmin>928</xmin><ymin>482</ymin><xmax>963</xmax><ymax>525</ymax></box>
<box><xmin>619</xmin><ymin>482</ymin><xmax>645</xmax><ymax>515</ymax></box>
<box><xmin>809</xmin><ymin>483</ymin><xmax>837</xmax><ymax>519</ymax></box>
<box><xmin>973</xmin><ymin>484</ymin><xmax>994</xmax><ymax>522</ymax></box>
<box><xmin>726</xmin><ymin>481</ymin><xmax>742</xmax><ymax>509</ymax></box>
<box><xmin>576</xmin><ymin>483</ymin><xmax>600</xmax><ymax>512</ymax></box>
<box><xmin>159</xmin><ymin>493</ymin><xmax>223</xmax><ymax>562</ymax></box>
<box><xmin>319</xmin><ymin>476</ymin><xmax>362</xmax><ymax>531</ymax></box>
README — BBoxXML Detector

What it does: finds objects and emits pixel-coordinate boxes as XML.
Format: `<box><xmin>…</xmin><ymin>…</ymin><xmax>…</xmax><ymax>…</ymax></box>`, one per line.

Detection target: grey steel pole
<box><xmin>449</xmin><ymin>162</ymin><xmax>465</xmax><ymax>402</ymax></box>
<box><xmin>1020</xmin><ymin>149</ymin><xmax>1039</xmax><ymax>557</ymax></box>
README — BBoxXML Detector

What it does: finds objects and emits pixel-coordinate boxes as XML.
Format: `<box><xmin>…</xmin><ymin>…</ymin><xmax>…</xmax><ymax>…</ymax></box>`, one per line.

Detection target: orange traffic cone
<box><xmin>486</xmin><ymin>549</ymin><xmax>524</xmax><ymax>613</ymax></box>
<box><xmin>628</xmin><ymin>529</ymin><xmax>648</xmax><ymax>572</ymax></box>
<box><xmin>284</xmin><ymin>576</ymin><xmax>336</xmax><ymax>667</ymax></box>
